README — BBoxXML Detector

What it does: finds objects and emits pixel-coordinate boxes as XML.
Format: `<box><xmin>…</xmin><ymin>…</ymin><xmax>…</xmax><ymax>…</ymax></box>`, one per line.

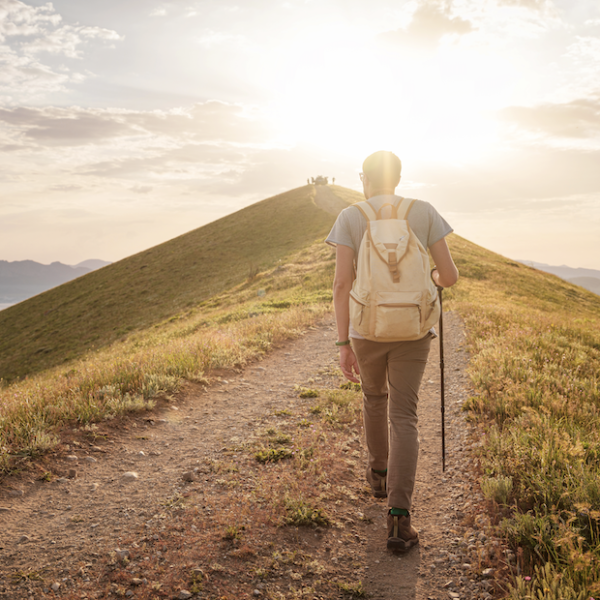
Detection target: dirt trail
<box><xmin>0</xmin><ymin>312</ymin><xmax>493</xmax><ymax>600</ymax></box>
<box><xmin>313</xmin><ymin>186</ymin><xmax>351</xmax><ymax>217</ymax></box>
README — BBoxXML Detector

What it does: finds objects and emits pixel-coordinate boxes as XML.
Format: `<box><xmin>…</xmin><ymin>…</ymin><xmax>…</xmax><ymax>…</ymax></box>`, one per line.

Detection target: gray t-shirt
<box><xmin>325</xmin><ymin>195</ymin><xmax>453</xmax><ymax>253</ymax></box>
<box><xmin>325</xmin><ymin>194</ymin><xmax>453</xmax><ymax>339</ymax></box>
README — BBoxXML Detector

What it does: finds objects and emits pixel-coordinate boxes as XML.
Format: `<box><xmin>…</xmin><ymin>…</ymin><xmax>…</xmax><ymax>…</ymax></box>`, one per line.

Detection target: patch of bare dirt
<box><xmin>0</xmin><ymin>313</ymin><xmax>504</xmax><ymax>600</ymax></box>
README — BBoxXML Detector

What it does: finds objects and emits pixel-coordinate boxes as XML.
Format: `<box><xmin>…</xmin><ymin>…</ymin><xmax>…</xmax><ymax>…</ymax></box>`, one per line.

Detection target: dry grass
<box><xmin>445</xmin><ymin>234</ymin><xmax>600</xmax><ymax>597</ymax></box>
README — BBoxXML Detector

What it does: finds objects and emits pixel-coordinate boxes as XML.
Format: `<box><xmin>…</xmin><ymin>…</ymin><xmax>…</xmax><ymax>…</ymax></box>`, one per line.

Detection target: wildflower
<box><xmin>524</xmin><ymin>576</ymin><xmax>531</xmax><ymax>581</ymax></box>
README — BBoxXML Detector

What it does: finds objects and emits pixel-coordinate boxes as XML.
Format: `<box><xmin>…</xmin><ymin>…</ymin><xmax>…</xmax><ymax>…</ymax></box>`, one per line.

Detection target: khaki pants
<box><xmin>352</xmin><ymin>333</ymin><xmax>433</xmax><ymax>510</ymax></box>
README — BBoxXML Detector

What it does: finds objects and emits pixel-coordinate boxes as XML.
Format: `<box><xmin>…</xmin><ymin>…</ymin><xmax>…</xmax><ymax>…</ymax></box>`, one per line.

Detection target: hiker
<box><xmin>326</xmin><ymin>150</ymin><xmax>458</xmax><ymax>552</ymax></box>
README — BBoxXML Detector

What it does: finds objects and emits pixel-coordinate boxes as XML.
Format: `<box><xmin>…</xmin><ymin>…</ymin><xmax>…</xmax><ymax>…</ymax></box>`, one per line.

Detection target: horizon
<box><xmin>1</xmin><ymin>1</ymin><xmax>600</xmax><ymax>270</ymax></box>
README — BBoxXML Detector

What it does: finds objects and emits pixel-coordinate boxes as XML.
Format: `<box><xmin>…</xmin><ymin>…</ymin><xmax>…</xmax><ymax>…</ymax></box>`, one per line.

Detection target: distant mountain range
<box><xmin>0</xmin><ymin>259</ymin><xmax>111</xmax><ymax>305</ymax></box>
<box><xmin>518</xmin><ymin>260</ymin><xmax>600</xmax><ymax>295</ymax></box>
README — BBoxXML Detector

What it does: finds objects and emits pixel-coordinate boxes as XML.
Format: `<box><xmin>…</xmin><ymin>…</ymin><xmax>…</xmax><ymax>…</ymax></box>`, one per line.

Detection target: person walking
<box><xmin>326</xmin><ymin>150</ymin><xmax>459</xmax><ymax>552</ymax></box>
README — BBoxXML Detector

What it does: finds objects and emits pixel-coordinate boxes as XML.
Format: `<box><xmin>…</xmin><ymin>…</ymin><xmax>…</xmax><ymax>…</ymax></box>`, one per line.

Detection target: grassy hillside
<box><xmin>444</xmin><ymin>235</ymin><xmax>600</xmax><ymax>598</ymax></box>
<box><xmin>2</xmin><ymin>183</ymin><xmax>600</xmax><ymax>595</ymax></box>
<box><xmin>0</xmin><ymin>185</ymin><xmax>341</xmax><ymax>382</ymax></box>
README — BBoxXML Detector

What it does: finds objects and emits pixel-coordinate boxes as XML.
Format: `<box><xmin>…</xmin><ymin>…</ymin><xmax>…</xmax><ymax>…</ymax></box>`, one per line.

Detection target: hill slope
<box><xmin>0</xmin><ymin>185</ymin><xmax>360</xmax><ymax>382</ymax></box>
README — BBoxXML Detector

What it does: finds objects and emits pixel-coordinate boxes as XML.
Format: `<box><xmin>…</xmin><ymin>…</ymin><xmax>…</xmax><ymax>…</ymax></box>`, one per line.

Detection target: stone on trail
<box><xmin>482</xmin><ymin>567</ymin><xmax>494</xmax><ymax>578</ymax></box>
<box><xmin>115</xmin><ymin>549</ymin><xmax>130</xmax><ymax>561</ymax></box>
<box><xmin>178</xmin><ymin>591</ymin><xmax>193</xmax><ymax>600</ymax></box>
<box><xmin>182</xmin><ymin>471</ymin><xmax>197</xmax><ymax>482</ymax></box>
<box><xmin>51</xmin><ymin>582</ymin><xmax>61</xmax><ymax>592</ymax></box>
<box><xmin>122</xmin><ymin>471</ymin><xmax>139</xmax><ymax>481</ymax></box>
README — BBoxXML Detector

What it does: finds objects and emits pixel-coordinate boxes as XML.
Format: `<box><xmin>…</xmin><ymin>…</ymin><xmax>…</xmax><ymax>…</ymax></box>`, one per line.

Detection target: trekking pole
<box><xmin>438</xmin><ymin>285</ymin><xmax>446</xmax><ymax>472</ymax></box>
<box><xmin>431</xmin><ymin>268</ymin><xmax>446</xmax><ymax>472</ymax></box>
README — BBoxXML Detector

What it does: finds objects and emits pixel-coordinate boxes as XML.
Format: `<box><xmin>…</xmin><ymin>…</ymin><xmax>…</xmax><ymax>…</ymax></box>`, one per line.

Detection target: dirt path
<box><xmin>0</xmin><ymin>312</ymin><xmax>497</xmax><ymax>600</ymax></box>
<box><xmin>313</xmin><ymin>186</ymin><xmax>351</xmax><ymax>217</ymax></box>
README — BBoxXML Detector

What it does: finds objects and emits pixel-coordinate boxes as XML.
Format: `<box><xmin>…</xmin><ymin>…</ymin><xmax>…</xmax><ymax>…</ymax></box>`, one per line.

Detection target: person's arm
<box><xmin>429</xmin><ymin>237</ymin><xmax>459</xmax><ymax>288</ymax></box>
<box><xmin>333</xmin><ymin>244</ymin><xmax>360</xmax><ymax>383</ymax></box>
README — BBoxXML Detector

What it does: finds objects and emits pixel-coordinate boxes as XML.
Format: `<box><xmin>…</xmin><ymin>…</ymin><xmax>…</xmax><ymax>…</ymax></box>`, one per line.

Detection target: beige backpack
<box><xmin>349</xmin><ymin>197</ymin><xmax>440</xmax><ymax>341</ymax></box>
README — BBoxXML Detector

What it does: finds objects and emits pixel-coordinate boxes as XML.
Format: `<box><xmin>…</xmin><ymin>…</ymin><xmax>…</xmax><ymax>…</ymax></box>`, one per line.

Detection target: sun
<box><xmin>266</xmin><ymin>26</ymin><xmax>501</xmax><ymax>164</ymax></box>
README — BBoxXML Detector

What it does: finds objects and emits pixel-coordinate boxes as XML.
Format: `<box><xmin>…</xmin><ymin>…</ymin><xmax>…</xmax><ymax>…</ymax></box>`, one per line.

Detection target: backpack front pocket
<box><xmin>373</xmin><ymin>291</ymin><xmax>422</xmax><ymax>340</ymax></box>
<box><xmin>349</xmin><ymin>290</ymin><xmax>371</xmax><ymax>337</ymax></box>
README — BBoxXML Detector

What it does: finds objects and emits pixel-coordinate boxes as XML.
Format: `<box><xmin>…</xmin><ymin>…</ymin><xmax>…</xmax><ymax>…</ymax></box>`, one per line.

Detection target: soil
<box><xmin>0</xmin><ymin>312</ymin><xmax>503</xmax><ymax>600</ymax></box>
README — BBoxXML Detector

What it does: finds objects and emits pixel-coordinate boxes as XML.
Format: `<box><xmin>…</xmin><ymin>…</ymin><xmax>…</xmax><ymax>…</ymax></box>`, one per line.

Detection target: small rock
<box><xmin>91</xmin><ymin>483</ymin><xmax>100</xmax><ymax>492</ymax></box>
<box><xmin>115</xmin><ymin>549</ymin><xmax>130</xmax><ymax>561</ymax></box>
<box><xmin>51</xmin><ymin>582</ymin><xmax>61</xmax><ymax>592</ymax></box>
<box><xmin>131</xmin><ymin>578</ymin><xmax>143</xmax><ymax>586</ymax></box>
<box><xmin>66</xmin><ymin>455</ymin><xmax>78</xmax><ymax>461</ymax></box>
<box><xmin>126</xmin><ymin>591</ymin><xmax>134</xmax><ymax>597</ymax></box>
<box><xmin>448</xmin><ymin>592</ymin><xmax>460</xmax><ymax>599</ymax></box>
<box><xmin>8</xmin><ymin>489</ymin><xmax>23</xmax><ymax>497</ymax></box>
<box><xmin>0</xmin><ymin>507</ymin><xmax>10</xmax><ymax>512</ymax></box>
<box><xmin>91</xmin><ymin>446</ymin><xmax>106</xmax><ymax>453</ymax></box>
<box><xmin>17</xmin><ymin>535</ymin><xmax>30</xmax><ymax>544</ymax></box>
<box><xmin>481</xmin><ymin>567</ymin><xmax>494</xmax><ymax>578</ymax></box>
<box><xmin>178</xmin><ymin>591</ymin><xmax>192</xmax><ymax>600</ymax></box>
<box><xmin>461</xmin><ymin>563</ymin><xmax>472</xmax><ymax>570</ymax></box>
<box><xmin>138</xmin><ymin>451</ymin><xmax>146</xmax><ymax>456</ymax></box>
<box><xmin>443</xmin><ymin>580</ymin><xmax>454</xmax><ymax>588</ymax></box>
<box><xmin>84</xmin><ymin>456</ymin><xmax>97</xmax><ymax>463</ymax></box>
<box><xmin>253</xmin><ymin>590</ymin><xmax>262</xmax><ymax>597</ymax></box>
<box><xmin>68</xmin><ymin>469</ymin><xmax>77</xmax><ymax>478</ymax></box>
<box><xmin>182</xmin><ymin>471</ymin><xmax>197</xmax><ymax>483</ymax></box>
<box><xmin>122</xmin><ymin>472</ymin><xmax>139</xmax><ymax>481</ymax></box>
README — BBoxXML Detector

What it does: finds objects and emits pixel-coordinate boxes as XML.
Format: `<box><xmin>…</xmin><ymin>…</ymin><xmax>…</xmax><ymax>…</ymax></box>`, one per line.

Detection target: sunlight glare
<box><xmin>268</xmin><ymin>24</ymin><xmax>502</xmax><ymax>164</ymax></box>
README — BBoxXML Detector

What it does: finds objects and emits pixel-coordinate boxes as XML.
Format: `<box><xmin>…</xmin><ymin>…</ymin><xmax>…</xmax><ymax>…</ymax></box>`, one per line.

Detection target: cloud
<box><xmin>379</xmin><ymin>1</ymin><xmax>474</xmax><ymax>49</ymax></box>
<box><xmin>0</xmin><ymin>0</ymin><xmax>121</xmax><ymax>102</ymax></box>
<box><xmin>496</xmin><ymin>0</ymin><xmax>550</xmax><ymax>10</ymax></box>
<box><xmin>196</xmin><ymin>29</ymin><xmax>245</xmax><ymax>47</ymax></box>
<box><xmin>0</xmin><ymin>106</ymin><xmax>134</xmax><ymax>144</ymax></box>
<box><xmin>149</xmin><ymin>7</ymin><xmax>167</xmax><ymax>17</ymax></box>
<box><xmin>49</xmin><ymin>184</ymin><xmax>83</xmax><ymax>192</ymax></box>
<box><xmin>130</xmin><ymin>184</ymin><xmax>153</xmax><ymax>194</ymax></box>
<box><xmin>0</xmin><ymin>101</ymin><xmax>275</xmax><ymax>147</ymax></box>
<box><xmin>499</xmin><ymin>96</ymin><xmax>600</xmax><ymax>139</ymax></box>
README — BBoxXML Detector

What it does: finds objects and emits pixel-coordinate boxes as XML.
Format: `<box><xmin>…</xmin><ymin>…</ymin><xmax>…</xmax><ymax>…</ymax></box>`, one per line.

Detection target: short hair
<box><xmin>362</xmin><ymin>151</ymin><xmax>402</xmax><ymax>189</ymax></box>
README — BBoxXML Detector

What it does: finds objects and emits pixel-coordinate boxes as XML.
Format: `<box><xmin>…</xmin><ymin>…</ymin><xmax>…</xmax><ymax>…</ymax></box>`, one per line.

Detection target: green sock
<box><xmin>372</xmin><ymin>468</ymin><xmax>387</xmax><ymax>476</ymax></box>
<box><xmin>390</xmin><ymin>508</ymin><xmax>409</xmax><ymax>517</ymax></box>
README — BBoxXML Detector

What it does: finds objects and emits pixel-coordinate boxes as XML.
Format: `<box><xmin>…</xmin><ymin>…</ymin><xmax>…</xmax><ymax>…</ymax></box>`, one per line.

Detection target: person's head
<box><xmin>360</xmin><ymin>151</ymin><xmax>402</xmax><ymax>198</ymax></box>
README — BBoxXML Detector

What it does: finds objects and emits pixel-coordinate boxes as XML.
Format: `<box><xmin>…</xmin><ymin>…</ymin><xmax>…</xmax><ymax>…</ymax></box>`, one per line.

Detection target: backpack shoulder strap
<box><xmin>354</xmin><ymin>201</ymin><xmax>378</xmax><ymax>222</ymax></box>
<box><xmin>396</xmin><ymin>197</ymin><xmax>416</xmax><ymax>220</ymax></box>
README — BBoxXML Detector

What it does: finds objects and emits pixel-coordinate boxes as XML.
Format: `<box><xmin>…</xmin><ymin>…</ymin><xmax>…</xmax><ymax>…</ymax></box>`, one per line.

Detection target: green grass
<box><xmin>0</xmin><ymin>185</ymin><xmax>339</xmax><ymax>382</ymax></box>
<box><xmin>445</xmin><ymin>234</ymin><xmax>600</xmax><ymax>597</ymax></box>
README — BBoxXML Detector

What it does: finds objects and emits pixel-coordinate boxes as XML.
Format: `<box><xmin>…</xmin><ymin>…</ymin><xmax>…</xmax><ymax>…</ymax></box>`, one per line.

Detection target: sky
<box><xmin>0</xmin><ymin>0</ymin><xmax>599</xmax><ymax>269</ymax></box>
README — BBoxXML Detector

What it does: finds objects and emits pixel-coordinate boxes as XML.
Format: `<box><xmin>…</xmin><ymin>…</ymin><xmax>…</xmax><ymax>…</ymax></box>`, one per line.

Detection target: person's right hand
<box><xmin>339</xmin><ymin>345</ymin><xmax>360</xmax><ymax>383</ymax></box>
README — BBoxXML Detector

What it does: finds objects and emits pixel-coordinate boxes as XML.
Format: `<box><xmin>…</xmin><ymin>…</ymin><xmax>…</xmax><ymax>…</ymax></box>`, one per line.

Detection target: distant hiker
<box><xmin>307</xmin><ymin>178</ymin><xmax>310</xmax><ymax>184</ymax></box>
<box><xmin>326</xmin><ymin>150</ymin><xmax>458</xmax><ymax>552</ymax></box>
<box><xmin>332</xmin><ymin>177</ymin><xmax>335</xmax><ymax>184</ymax></box>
